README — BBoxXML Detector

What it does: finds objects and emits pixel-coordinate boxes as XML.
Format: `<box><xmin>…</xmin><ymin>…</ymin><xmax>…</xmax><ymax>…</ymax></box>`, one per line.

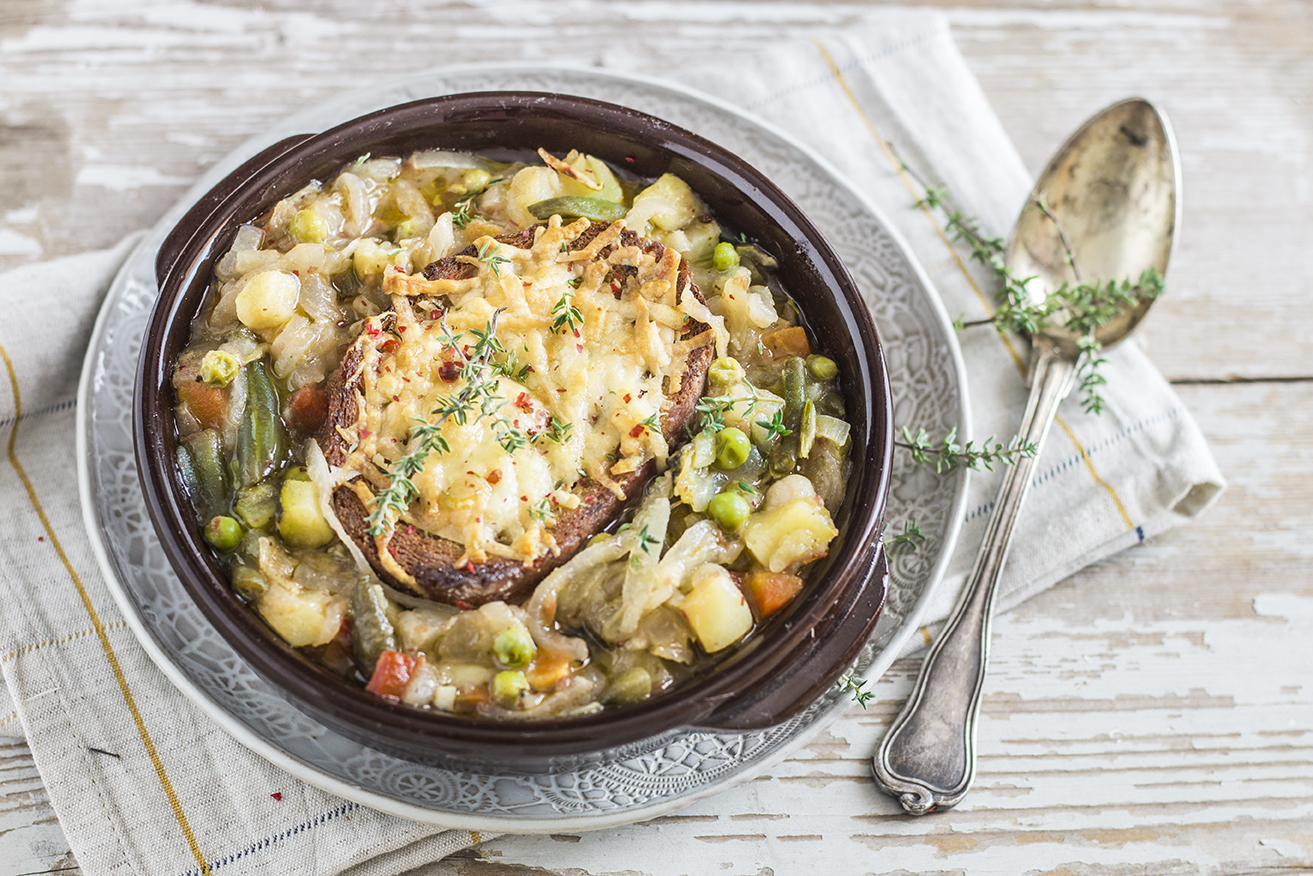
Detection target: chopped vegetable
<box><xmin>528</xmin><ymin>196</ymin><xmax>627</xmax><ymax>223</ymax></box>
<box><xmin>678</xmin><ymin>565</ymin><xmax>753</xmax><ymax>653</ymax></box>
<box><xmin>279</xmin><ymin>477</ymin><xmax>334</xmax><ymax>548</ymax></box>
<box><xmin>236</xmin><ymin>270</ymin><xmax>300</xmax><ymax>330</ymax></box>
<box><xmin>351</xmin><ymin>575</ymin><xmax>397</xmax><ymax>676</ymax></box>
<box><xmin>366</xmin><ymin>651</ymin><xmax>416</xmax><ymax>700</ymax></box>
<box><xmin>178</xmin><ymin>429</ymin><xmax>228</xmax><ymax>521</ymax></box>
<box><xmin>287</xmin><ymin>384</ymin><xmax>329</xmax><ymax>433</ymax></box>
<box><xmin>603</xmin><ymin>667</ymin><xmax>652</xmax><ymax>704</ymax></box>
<box><xmin>744</xmin><ymin>492</ymin><xmax>838</xmax><ymax>572</ymax></box>
<box><xmin>176</xmin><ymin>379</ymin><xmax>228</xmax><ymax>431</ymax></box>
<box><xmin>234</xmin><ymin>480</ymin><xmax>278</xmax><ymax>531</ymax></box>
<box><xmin>234</xmin><ymin>360</ymin><xmax>285</xmax><ymax>488</ymax></box>
<box><xmin>761</xmin><ymin>326</ymin><xmax>811</xmax><ymax>359</ymax></box>
<box><xmin>744</xmin><ymin>569</ymin><xmax>804</xmax><ymax>618</ymax></box>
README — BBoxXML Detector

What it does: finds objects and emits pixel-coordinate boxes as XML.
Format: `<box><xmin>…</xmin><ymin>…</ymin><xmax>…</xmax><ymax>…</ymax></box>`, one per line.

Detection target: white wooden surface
<box><xmin>2</xmin><ymin>2</ymin><xmax>1311</xmax><ymax>874</ymax></box>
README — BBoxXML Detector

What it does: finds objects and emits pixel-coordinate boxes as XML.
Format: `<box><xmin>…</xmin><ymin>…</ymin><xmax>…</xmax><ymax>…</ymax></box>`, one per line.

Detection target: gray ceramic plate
<box><xmin>76</xmin><ymin>64</ymin><xmax>968</xmax><ymax>831</ymax></box>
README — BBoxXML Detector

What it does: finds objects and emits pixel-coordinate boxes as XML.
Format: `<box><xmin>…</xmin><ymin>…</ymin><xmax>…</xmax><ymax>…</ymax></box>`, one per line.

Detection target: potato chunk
<box><xmin>236</xmin><ymin>270</ymin><xmax>299</xmax><ymax>329</ymax></box>
<box><xmin>743</xmin><ymin>494</ymin><xmax>839</xmax><ymax>573</ymax></box>
<box><xmin>679</xmin><ymin>564</ymin><xmax>753</xmax><ymax>653</ymax></box>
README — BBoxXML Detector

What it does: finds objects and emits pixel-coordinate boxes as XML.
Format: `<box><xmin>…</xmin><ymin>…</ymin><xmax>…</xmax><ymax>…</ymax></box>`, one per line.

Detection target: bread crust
<box><xmin>318</xmin><ymin>222</ymin><xmax>713</xmax><ymax>607</ymax></box>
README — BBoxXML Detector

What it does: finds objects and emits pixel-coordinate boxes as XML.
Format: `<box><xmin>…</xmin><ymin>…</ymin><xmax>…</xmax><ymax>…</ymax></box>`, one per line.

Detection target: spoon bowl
<box><xmin>873</xmin><ymin>97</ymin><xmax>1180</xmax><ymax>814</ymax></box>
<box><xmin>1009</xmin><ymin>98</ymin><xmax>1181</xmax><ymax>358</ymax></box>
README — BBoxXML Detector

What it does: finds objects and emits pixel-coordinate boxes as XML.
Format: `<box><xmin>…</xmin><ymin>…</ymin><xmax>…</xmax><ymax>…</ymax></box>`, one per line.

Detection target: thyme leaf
<box><xmin>896</xmin><ymin>426</ymin><xmax>1038</xmax><ymax>474</ymax></box>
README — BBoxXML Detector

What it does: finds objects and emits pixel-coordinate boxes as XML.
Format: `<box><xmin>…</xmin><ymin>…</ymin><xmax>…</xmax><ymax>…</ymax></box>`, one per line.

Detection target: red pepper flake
<box><xmin>392</xmin><ymin>395</ymin><xmax>399</xmax><ymax>402</ymax></box>
<box><xmin>438</xmin><ymin>361</ymin><xmax>461</xmax><ymax>382</ymax></box>
<box><xmin>520</xmin><ymin>495</ymin><xmax>528</xmax><ymax>502</ymax></box>
<box><xmin>37</xmin><ymin>536</ymin><xmax>44</xmax><ymax>542</ymax></box>
<box><xmin>380</xmin><ymin>339</ymin><xmax>399</xmax><ymax>354</ymax></box>
<box><xmin>407</xmin><ymin>525</ymin><xmax>416</xmax><ymax>535</ymax></box>
<box><xmin>624</xmin><ymin>156</ymin><xmax>635</xmax><ymax>163</ymax></box>
<box><xmin>455</xmin><ymin>600</ymin><xmax>473</xmax><ymax>610</ymax></box>
<box><xmin>393</xmin><ymin>265</ymin><xmax>405</xmax><ymax>273</ymax></box>
<box><xmin>515</xmin><ymin>392</ymin><xmax>533</xmax><ymax>412</ymax></box>
<box><xmin>466</xmin><ymin>563</ymin><xmax>476</xmax><ymax>573</ymax></box>
<box><xmin>360</xmin><ymin>429</ymin><xmax>372</xmax><ymax>438</ymax></box>
<box><xmin>430</xmin><ymin>310</ymin><xmax>441</xmax><ymax>319</ymax></box>
<box><xmin>629</xmin><ymin>424</ymin><xmax>645</xmax><ymax>438</ymax></box>
<box><xmin>487</xmin><ymin>470</ymin><xmax>502</xmax><ymax>484</ymax></box>
<box><xmin>397</xmin><ymin>325</ymin><xmax>407</xmax><ymax>332</ymax></box>
<box><xmin>521</xmin><ymin>280</ymin><xmax>531</xmax><ymax>288</ymax></box>
<box><xmin>623</xmin><ymin>393</ymin><xmax>632</xmax><ymax>404</ymax></box>
<box><xmin>291</xmin><ymin>271</ymin><xmax>299</xmax><ymax>277</ymax></box>
<box><xmin>270</xmin><ymin>792</ymin><xmax>283</xmax><ymax>801</ymax></box>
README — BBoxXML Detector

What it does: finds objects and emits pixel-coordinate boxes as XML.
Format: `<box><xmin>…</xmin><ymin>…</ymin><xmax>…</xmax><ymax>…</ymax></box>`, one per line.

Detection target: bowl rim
<box><xmin>134</xmin><ymin>90</ymin><xmax>894</xmax><ymax>763</ymax></box>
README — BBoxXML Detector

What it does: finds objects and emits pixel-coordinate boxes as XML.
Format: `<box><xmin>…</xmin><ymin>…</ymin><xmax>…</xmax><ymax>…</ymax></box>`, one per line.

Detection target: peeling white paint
<box><xmin>0</xmin><ymin>229</ymin><xmax>42</xmax><ymax>256</ymax></box>
<box><xmin>74</xmin><ymin>165</ymin><xmax>189</xmax><ymax>191</ymax></box>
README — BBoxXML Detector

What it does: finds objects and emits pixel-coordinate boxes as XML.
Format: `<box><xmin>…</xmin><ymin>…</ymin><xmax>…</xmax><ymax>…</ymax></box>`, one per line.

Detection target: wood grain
<box><xmin>1</xmin><ymin>1</ymin><xmax>1309</xmax><ymax>874</ymax></box>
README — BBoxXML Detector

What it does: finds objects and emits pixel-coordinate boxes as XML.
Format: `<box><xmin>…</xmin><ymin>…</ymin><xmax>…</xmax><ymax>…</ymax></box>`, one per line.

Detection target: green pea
<box><xmin>806</xmin><ymin>354</ymin><xmax>839</xmax><ymax>382</ymax></box>
<box><xmin>199</xmin><ymin>349</ymin><xmax>241</xmax><ymax>387</ymax></box>
<box><xmin>707</xmin><ymin>356</ymin><xmax>744</xmax><ymax>387</ymax></box>
<box><xmin>713</xmin><ymin>241</ymin><xmax>740</xmax><ymax>272</ymax></box>
<box><xmin>492</xmin><ymin>670</ymin><xmax>530</xmax><ymax>707</ymax></box>
<box><xmin>714</xmin><ymin>427</ymin><xmax>751</xmax><ymax>471</ymax></box>
<box><xmin>528</xmin><ymin>196</ymin><xmax>627</xmax><ymax>223</ymax></box>
<box><xmin>707</xmin><ymin>490</ymin><xmax>751</xmax><ymax>532</ymax></box>
<box><xmin>289</xmin><ymin>208</ymin><xmax>329</xmax><ymax>243</ymax></box>
<box><xmin>204</xmin><ymin>515</ymin><xmax>243</xmax><ymax>552</ymax></box>
<box><xmin>493</xmin><ymin>627</ymin><xmax>537</xmax><ymax>669</ymax></box>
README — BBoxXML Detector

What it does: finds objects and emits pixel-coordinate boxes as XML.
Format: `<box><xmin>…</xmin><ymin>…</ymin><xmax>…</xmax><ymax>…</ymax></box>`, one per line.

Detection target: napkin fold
<box><xmin>0</xmin><ymin>10</ymin><xmax>1222</xmax><ymax>876</ymax></box>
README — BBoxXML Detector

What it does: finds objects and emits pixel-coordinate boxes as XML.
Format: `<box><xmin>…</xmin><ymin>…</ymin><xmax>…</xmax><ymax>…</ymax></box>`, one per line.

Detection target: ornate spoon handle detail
<box><xmin>873</xmin><ymin>344</ymin><xmax>1075</xmax><ymax>814</ymax></box>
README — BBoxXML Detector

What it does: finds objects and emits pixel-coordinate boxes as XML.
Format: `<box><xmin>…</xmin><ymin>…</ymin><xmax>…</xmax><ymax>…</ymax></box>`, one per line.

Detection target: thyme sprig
<box><xmin>837</xmin><ymin>674</ymin><xmax>874</xmax><ymax>709</ymax></box>
<box><xmin>551</xmin><ymin>288</ymin><xmax>583</xmax><ymax>334</ymax></box>
<box><xmin>883</xmin><ymin>516</ymin><xmax>926</xmax><ymax>550</ymax></box>
<box><xmin>477</xmin><ymin>240</ymin><xmax>511</xmax><ymax>278</ymax></box>
<box><xmin>896</xmin><ymin>426</ymin><xmax>1038</xmax><ymax>474</ymax></box>
<box><xmin>366</xmin><ymin>309</ymin><xmax>526</xmax><ymax>538</ymax></box>
<box><xmin>451</xmin><ymin>177</ymin><xmax>503</xmax><ymax>228</ymax></box>
<box><xmin>915</xmin><ymin>178</ymin><xmax>1164</xmax><ymax>415</ymax></box>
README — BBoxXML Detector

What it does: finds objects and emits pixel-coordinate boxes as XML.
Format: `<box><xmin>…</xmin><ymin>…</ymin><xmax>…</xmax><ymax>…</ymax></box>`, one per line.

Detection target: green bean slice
<box><xmin>234</xmin><ymin>360</ymin><xmax>285</xmax><ymax>488</ymax></box>
<box><xmin>798</xmin><ymin>400</ymin><xmax>817</xmax><ymax>459</ymax></box>
<box><xmin>351</xmin><ymin>575</ymin><xmax>397</xmax><ymax>677</ymax></box>
<box><xmin>528</xmin><ymin>196</ymin><xmax>627</xmax><ymax>223</ymax></box>
<box><xmin>180</xmin><ymin>429</ymin><xmax>228</xmax><ymax>522</ymax></box>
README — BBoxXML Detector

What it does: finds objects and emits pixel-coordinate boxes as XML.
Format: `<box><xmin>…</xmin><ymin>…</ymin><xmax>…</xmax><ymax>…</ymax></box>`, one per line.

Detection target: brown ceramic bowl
<box><xmin>135</xmin><ymin>92</ymin><xmax>892</xmax><ymax>774</ymax></box>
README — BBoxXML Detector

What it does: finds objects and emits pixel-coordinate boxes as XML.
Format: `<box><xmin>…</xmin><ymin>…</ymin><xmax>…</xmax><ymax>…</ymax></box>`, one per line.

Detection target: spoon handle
<box><xmin>873</xmin><ymin>344</ymin><xmax>1075</xmax><ymax>814</ymax></box>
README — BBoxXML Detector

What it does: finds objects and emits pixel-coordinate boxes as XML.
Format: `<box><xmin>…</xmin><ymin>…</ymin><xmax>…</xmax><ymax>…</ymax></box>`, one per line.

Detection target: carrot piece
<box><xmin>286</xmin><ymin>384</ymin><xmax>329</xmax><ymax>434</ymax></box>
<box><xmin>176</xmin><ymin>379</ymin><xmax>228</xmax><ymax>431</ymax></box>
<box><xmin>525</xmin><ymin>652</ymin><xmax>573</xmax><ymax>692</ymax></box>
<box><xmin>744</xmin><ymin>570</ymin><xmax>804</xmax><ymax>619</ymax></box>
<box><xmin>365</xmin><ymin>650</ymin><xmax>416</xmax><ymax>701</ymax></box>
<box><xmin>761</xmin><ymin>326</ymin><xmax>811</xmax><ymax>359</ymax></box>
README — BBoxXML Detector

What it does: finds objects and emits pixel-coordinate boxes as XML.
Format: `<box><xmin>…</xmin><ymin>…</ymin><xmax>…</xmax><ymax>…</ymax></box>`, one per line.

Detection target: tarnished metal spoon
<box><xmin>872</xmin><ymin>98</ymin><xmax>1181</xmax><ymax>814</ymax></box>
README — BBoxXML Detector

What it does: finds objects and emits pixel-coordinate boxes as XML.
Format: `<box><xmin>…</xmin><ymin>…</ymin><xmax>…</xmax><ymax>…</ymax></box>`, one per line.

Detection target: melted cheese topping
<box><xmin>338</xmin><ymin>217</ymin><xmax>703</xmax><ymax>566</ymax></box>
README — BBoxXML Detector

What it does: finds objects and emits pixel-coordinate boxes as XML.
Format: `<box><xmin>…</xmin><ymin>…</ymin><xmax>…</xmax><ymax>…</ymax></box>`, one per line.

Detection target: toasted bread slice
<box><xmin>319</xmin><ymin>221</ymin><xmax>713</xmax><ymax>607</ymax></box>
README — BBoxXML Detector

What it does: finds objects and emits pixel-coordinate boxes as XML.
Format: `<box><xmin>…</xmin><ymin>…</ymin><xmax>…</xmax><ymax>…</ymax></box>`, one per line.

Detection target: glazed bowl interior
<box><xmin>136</xmin><ymin>92</ymin><xmax>893</xmax><ymax>774</ymax></box>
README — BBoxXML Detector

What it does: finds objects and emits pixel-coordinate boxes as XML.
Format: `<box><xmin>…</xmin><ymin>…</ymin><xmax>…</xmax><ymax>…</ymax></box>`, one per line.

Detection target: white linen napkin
<box><xmin>0</xmin><ymin>10</ymin><xmax>1223</xmax><ymax>876</ymax></box>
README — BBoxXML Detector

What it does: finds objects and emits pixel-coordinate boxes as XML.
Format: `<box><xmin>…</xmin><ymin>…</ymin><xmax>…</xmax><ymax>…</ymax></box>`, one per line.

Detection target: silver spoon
<box><xmin>872</xmin><ymin>97</ymin><xmax>1181</xmax><ymax>814</ymax></box>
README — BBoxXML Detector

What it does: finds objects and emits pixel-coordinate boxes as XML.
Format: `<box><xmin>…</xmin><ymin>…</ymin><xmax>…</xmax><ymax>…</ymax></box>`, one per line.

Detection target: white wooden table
<box><xmin>2</xmin><ymin>2</ymin><xmax>1310</xmax><ymax>874</ymax></box>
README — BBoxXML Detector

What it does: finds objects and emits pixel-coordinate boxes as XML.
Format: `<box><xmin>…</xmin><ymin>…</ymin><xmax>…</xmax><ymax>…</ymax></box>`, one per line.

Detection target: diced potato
<box><xmin>627</xmin><ymin>173</ymin><xmax>701</xmax><ymax>233</ymax></box>
<box><xmin>744</xmin><ymin>495</ymin><xmax>839</xmax><ymax>572</ymax></box>
<box><xmin>278</xmin><ymin>479</ymin><xmax>335</xmax><ymax>548</ymax></box>
<box><xmin>235</xmin><ymin>270</ymin><xmax>299</xmax><ymax>330</ymax></box>
<box><xmin>507</xmin><ymin>166</ymin><xmax>563</xmax><ymax>229</ymax></box>
<box><xmin>256</xmin><ymin>580</ymin><xmax>343</xmax><ymax>647</ymax></box>
<box><xmin>678</xmin><ymin>564</ymin><xmax>753</xmax><ymax>653</ymax></box>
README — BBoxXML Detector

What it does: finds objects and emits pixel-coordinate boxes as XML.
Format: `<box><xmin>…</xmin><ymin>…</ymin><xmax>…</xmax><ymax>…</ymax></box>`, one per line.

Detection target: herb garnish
<box><xmin>837</xmin><ymin>674</ymin><xmax>873</xmax><ymax>709</ymax></box>
<box><xmin>451</xmin><ymin>177</ymin><xmax>503</xmax><ymax>228</ymax></box>
<box><xmin>896</xmin><ymin>426</ymin><xmax>1038</xmax><ymax>474</ymax></box>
